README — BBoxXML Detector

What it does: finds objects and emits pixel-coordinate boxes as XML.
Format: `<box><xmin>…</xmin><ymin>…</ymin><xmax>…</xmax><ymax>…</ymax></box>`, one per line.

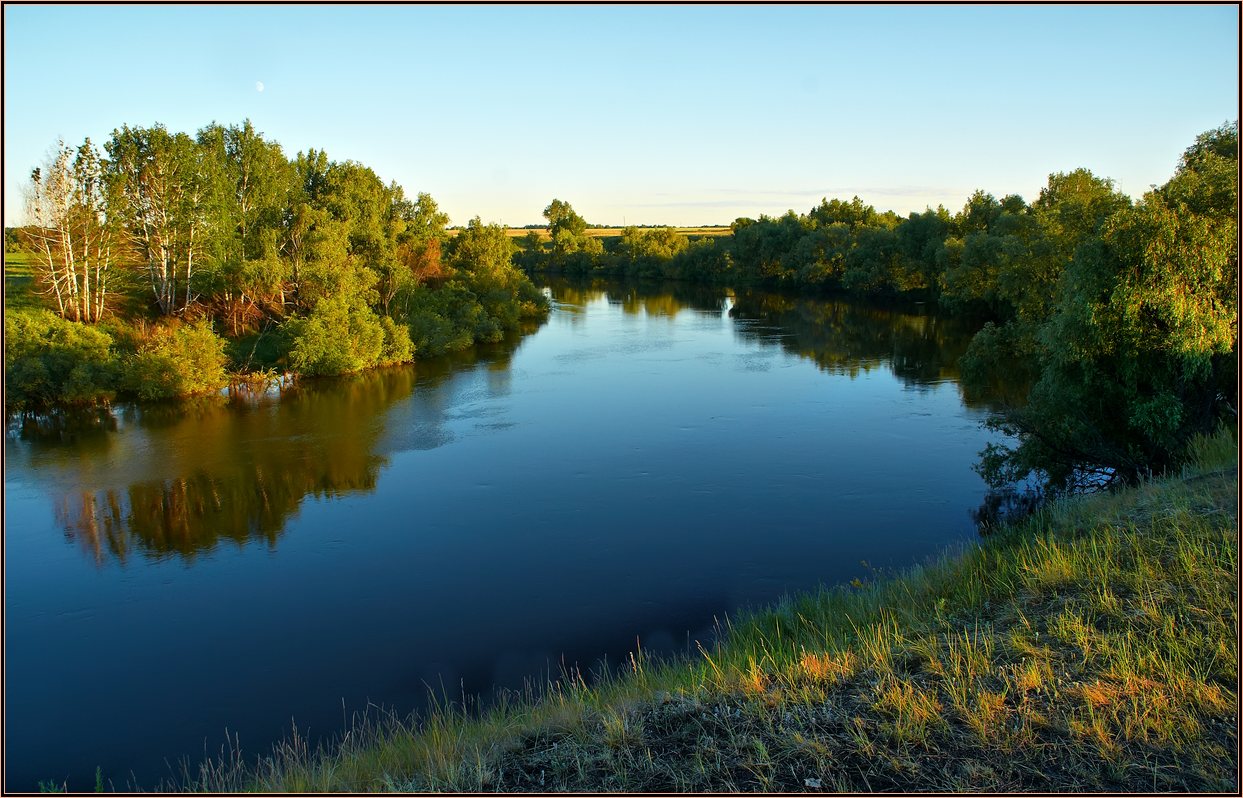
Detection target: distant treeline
<box><xmin>5</xmin><ymin>120</ymin><xmax>549</xmax><ymax>410</ymax></box>
<box><xmin>518</xmin><ymin>123</ymin><xmax>1238</xmax><ymax>493</ymax></box>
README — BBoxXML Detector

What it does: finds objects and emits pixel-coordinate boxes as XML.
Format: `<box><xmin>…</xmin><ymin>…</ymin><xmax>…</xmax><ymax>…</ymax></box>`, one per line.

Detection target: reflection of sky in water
<box><xmin>4</xmin><ymin>281</ymin><xmax>1010</xmax><ymax>791</ymax></box>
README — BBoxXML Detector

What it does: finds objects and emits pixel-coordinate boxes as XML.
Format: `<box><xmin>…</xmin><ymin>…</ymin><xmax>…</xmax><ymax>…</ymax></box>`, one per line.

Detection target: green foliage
<box><xmin>404</xmin><ymin>281</ymin><xmax>488</xmax><ymax>356</ymax></box>
<box><xmin>617</xmin><ymin>226</ymin><xmax>689</xmax><ymax>278</ymax></box>
<box><xmin>973</xmin><ymin>121</ymin><xmax>1238</xmax><ymax>492</ymax></box>
<box><xmin>16</xmin><ymin>118</ymin><xmax>556</xmax><ymax>406</ymax></box>
<box><xmin>807</xmin><ymin>195</ymin><xmax>877</xmax><ymax>229</ymax></box>
<box><xmin>543</xmin><ymin>199</ymin><xmax>603</xmax><ymax>271</ymax></box>
<box><xmin>122</xmin><ymin>320</ymin><xmax>230</xmax><ymax>401</ymax></box>
<box><xmin>670</xmin><ymin>237</ymin><xmax>734</xmax><ymax>282</ymax></box>
<box><xmin>105</xmin><ymin>123</ymin><xmax>224</xmax><ymax>315</ymax></box>
<box><xmin>402</xmin><ymin>219</ymin><xmax>550</xmax><ymax>357</ymax></box>
<box><xmin>514</xmin><ymin>230</ymin><xmax>546</xmax><ymax>272</ymax></box>
<box><xmin>286</xmin><ymin>295</ymin><xmax>388</xmax><ymax>376</ymax></box>
<box><xmin>895</xmin><ymin>207</ymin><xmax>952</xmax><ymax>295</ymax></box>
<box><xmin>4</xmin><ymin>309</ymin><xmax>119</xmax><ymax>410</ymax></box>
<box><xmin>842</xmin><ymin>226</ymin><xmax>900</xmax><ymax>293</ymax></box>
<box><xmin>449</xmin><ymin>217</ymin><xmax>516</xmax><ymax>279</ymax></box>
<box><xmin>378</xmin><ymin>316</ymin><xmax>415</xmax><ymax>366</ymax></box>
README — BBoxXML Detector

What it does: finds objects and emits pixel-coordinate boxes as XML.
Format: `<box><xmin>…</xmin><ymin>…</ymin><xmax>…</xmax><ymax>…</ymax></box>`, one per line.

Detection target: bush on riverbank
<box><xmin>174</xmin><ymin>427</ymin><xmax>1237</xmax><ymax>793</ymax></box>
<box><xmin>4</xmin><ymin>309</ymin><xmax>119</xmax><ymax>410</ymax></box>
<box><xmin>122</xmin><ymin>320</ymin><xmax>231</xmax><ymax>401</ymax></box>
<box><xmin>5</xmin><ymin>309</ymin><xmax>235</xmax><ymax>409</ymax></box>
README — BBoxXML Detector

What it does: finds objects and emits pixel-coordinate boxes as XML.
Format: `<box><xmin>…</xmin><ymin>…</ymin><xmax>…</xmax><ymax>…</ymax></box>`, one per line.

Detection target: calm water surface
<box><xmin>5</xmin><ymin>280</ymin><xmax>1006</xmax><ymax>790</ymax></box>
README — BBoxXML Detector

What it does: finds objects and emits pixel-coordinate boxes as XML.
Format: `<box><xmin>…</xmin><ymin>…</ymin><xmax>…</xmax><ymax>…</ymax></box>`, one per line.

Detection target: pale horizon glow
<box><xmin>3</xmin><ymin>5</ymin><xmax>1238</xmax><ymax>228</ymax></box>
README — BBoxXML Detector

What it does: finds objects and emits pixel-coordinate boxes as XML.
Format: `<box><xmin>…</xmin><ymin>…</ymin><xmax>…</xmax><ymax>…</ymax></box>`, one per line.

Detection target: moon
<box><xmin>255</xmin><ymin>81</ymin><xmax>265</xmax><ymax>93</ymax></box>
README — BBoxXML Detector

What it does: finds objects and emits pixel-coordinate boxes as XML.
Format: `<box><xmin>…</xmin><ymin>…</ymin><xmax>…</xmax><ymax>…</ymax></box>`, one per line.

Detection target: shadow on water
<box><xmin>547</xmin><ymin>278</ymin><xmax>1035</xmax><ymax>535</ymax></box>
<box><xmin>723</xmin><ymin>288</ymin><xmax>1039</xmax><ymax>532</ymax></box>
<box><xmin>7</xmin><ymin>334</ymin><xmax>532</xmax><ymax>565</ymax></box>
<box><xmin>728</xmin><ymin>289</ymin><xmax>988</xmax><ymax>398</ymax></box>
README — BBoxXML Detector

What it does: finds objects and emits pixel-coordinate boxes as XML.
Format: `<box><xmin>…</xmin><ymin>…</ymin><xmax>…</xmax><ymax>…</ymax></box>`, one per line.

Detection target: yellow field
<box><xmin>500</xmin><ymin>226</ymin><xmax>732</xmax><ymax>241</ymax></box>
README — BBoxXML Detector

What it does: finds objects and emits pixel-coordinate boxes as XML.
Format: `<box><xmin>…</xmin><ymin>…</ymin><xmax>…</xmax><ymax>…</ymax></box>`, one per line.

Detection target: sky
<box><xmin>3</xmin><ymin>4</ymin><xmax>1238</xmax><ymax>228</ymax></box>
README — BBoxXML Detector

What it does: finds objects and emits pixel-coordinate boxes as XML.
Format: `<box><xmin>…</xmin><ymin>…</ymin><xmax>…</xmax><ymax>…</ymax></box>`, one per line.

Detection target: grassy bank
<box><xmin>166</xmin><ymin>430</ymin><xmax>1237</xmax><ymax>792</ymax></box>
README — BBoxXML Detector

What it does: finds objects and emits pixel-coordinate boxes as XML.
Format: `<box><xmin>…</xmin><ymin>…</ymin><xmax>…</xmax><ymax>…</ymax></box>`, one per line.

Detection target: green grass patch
<box><xmin>164</xmin><ymin>427</ymin><xmax>1238</xmax><ymax>792</ymax></box>
<box><xmin>5</xmin><ymin>250</ymin><xmax>43</xmax><ymax>313</ymax></box>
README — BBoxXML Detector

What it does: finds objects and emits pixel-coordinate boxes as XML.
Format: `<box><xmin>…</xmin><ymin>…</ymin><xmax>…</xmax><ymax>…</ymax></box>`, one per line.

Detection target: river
<box><xmin>3</xmin><ymin>278</ymin><xmax>1009</xmax><ymax>790</ymax></box>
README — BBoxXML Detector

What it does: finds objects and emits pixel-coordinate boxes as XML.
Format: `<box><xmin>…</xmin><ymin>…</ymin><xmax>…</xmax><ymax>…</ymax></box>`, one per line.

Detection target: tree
<box><xmin>24</xmin><ymin>139</ymin><xmax>123</xmax><ymax>323</ymax></box>
<box><xmin>286</xmin><ymin>293</ymin><xmax>386</xmax><ymax>376</ymax></box>
<box><xmin>806</xmin><ymin>195</ymin><xmax>877</xmax><ymax>230</ymax></box>
<box><xmin>197</xmin><ymin>120</ymin><xmax>295</xmax><ymax>331</ymax></box>
<box><xmin>543</xmin><ymin>198</ymin><xmax>601</xmax><ymax>270</ymax></box>
<box><xmin>955</xmin><ymin>190</ymin><xmax>1003</xmax><ymax>236</ymax></box>
<box><xmin>392</xmin><ymin>191</ymin><xmax>451</xmax><ymax>296</ymax></box>
<box><xmin>843</xmin><ymin>226</ymin><xmax>900</xmax><ymax>293</ymax></box>
<box><xmin>1013</xmin><ymin>169</ymin><xmax>1131</xmax><ymax>323</ymax></box>
<box><xmin>729</xmin><ymin>212</ymin><xmax>806</xmax><ymax>283</ymax></box>
<box><xmin>513</xmin><ymin>230</ymin><xmax>545</xmax><ymax>272</ymax></box>
<box><xmin>972</xmin><ymin>122</ymin><xmax>1238</xmax><ymax>493</ymax></box>
<box><xmin>105</xmin><ymin>124</ymin><xmax>223</xmax><ymax>315</ymax></box>
<box><xmin>448</xmin><ymin>216</ymin><xmax>516</xmax><ymax>278</ymax></box>
<box><xmin>617</xmin><ymin>226</ymin><xmax>688</xmax><ymax>277</ymax></box>
<box><xmin>895</xmin><ymin>206</ymin><xmax>952</xmax><ymax>295</ymax></box>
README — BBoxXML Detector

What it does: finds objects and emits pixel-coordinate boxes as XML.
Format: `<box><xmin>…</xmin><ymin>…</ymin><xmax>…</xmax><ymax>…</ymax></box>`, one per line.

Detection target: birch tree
<box><xmin>104</xmin><ymin>124</ymin><xmax>220</xmax><ymax>315</ymax></box>
<box><xmin>24</xmin><ymin>139</ymin><xmax>121</xmax><ymax>323</ymax></box>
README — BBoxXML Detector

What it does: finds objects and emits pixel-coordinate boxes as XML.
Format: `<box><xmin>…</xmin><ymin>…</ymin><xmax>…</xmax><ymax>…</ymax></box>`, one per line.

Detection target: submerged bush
<box><xmin>4</xmin><ymin>309</ymin><xmax>119</xmax><ymax>410</ymax></box>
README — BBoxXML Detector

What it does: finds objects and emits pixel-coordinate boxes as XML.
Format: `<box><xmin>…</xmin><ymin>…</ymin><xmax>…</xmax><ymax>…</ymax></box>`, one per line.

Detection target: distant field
<box><xmin>499</xmin><ymin>226</ymin><xmax>733</xmax><ymax>241</ymax></box>
<box><xmin>5</xmin><ymin>250</ymin><xmax>37</xmax><ymax>277</ymax></box>
<box><xmin>4</xmin><ymin>250</ymin><xmax>41</xmax><ymax>311</ymax></box>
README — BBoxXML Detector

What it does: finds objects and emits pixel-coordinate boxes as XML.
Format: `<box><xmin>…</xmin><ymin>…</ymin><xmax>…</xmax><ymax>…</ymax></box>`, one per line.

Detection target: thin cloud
<box><xmin>702</xmin><ymin>186</ymin><xmax>968</xmax><ymax>200</ymax></box>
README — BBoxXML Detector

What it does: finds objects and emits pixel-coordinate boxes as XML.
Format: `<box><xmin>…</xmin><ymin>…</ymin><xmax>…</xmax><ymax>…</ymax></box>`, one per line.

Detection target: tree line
<box><xmin>7</xmin><ymin>119</ymin><xmax>1235</xmax><ymax>498</ymax></box>
<box><xmin>6</xmin><ymin>119</ymin><xmax>549</xmax><ymax>410</ymax></box>
<box><xmin>519</xmin><ymin>122</ymin><xmax>1238</xmax><ymax>495</ymax></box>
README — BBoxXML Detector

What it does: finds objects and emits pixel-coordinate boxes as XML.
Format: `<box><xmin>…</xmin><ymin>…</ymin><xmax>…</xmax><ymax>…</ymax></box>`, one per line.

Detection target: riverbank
<box><xmin>174</xmin><ymin>428</ymin><xmax>1237</xmax><ymax>792</ymax></box>
<box><xmin>3</xmin><ymin>247</ymin><xmax>549</xmax><ymax>414</ymax></box>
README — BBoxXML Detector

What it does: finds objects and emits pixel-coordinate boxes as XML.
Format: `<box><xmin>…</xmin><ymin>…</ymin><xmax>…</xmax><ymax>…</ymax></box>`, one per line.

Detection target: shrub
<box><xmin>4</xmin><ymin>309</ymin><xmax>119</xmax><ymax>410</ymax></box>
<box><xmin>122</xmin><ymin>320</ymin><xmax>230</xmax><ymax>401</ymax></box>
<box><xmin>286</xmin><ymin>295</ymin><xmax>386</xmax><ymax>376</ymax></box>
<box><xmin>378</xmin><ymin>316</ymin><xmax>415</xmax><ymax>367</ymax></box>
<box><xmin>404</xmin><ymin>281</ymin><xmax>484</xmax><ymax>357</ymax></box>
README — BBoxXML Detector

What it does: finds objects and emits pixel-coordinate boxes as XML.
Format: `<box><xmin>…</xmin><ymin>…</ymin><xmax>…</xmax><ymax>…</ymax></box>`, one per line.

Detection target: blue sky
<box><xmin>4</xmin><ymin>4</ymin><xmax>1238</xmax><ymax>227</ymax></box>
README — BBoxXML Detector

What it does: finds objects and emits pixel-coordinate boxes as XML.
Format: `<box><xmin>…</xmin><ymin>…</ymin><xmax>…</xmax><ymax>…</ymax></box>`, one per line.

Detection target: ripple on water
<box><xmin>553</xmin><ymin>348</ymin><xmax>608</xmax><ymax>363</ymax></box>
<box><xmin>735</xmin><ymin>353</ymin><xmax>773</xmax><ymax>372</ymax></box>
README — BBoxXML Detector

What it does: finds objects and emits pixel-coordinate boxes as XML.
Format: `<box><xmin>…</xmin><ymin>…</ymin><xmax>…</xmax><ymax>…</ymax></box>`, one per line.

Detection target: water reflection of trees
<box><xmin>547</xmin><ymin>277</ymin><xmax>730</xmax><ymax>318</ymax></box>
<box><xmin>546</xmin><ymin>277</ymin><xmax>1023</xmax><ymax>410</ymax></box>
<box><xmin>20</xmin><ymin>341</ymin><xmax>526</xmax><ymax>565</ymax></box>
<box><xmin>728</xmin><ymin>290</ymin><xmax>1018</xmax><ymax>409</ymax></box>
